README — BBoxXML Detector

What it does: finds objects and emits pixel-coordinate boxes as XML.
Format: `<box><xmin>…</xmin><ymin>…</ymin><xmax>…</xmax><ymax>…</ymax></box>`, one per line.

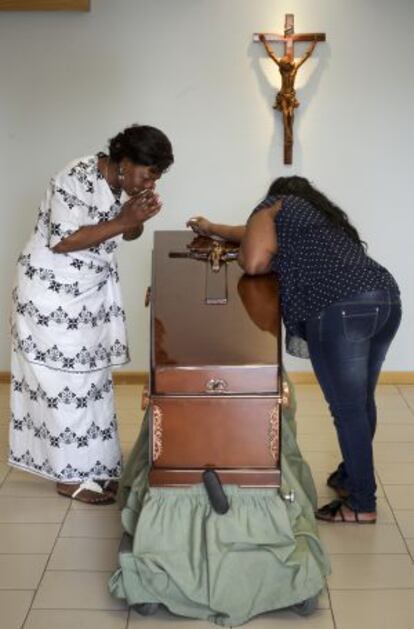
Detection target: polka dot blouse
<box><xmin>251</xmin><ymin>194</ymin><xmax>400</xmax><ymax>357</ymax></box>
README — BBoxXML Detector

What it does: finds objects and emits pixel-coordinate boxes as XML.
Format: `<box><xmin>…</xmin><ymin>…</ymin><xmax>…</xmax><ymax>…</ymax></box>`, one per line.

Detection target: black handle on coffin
<box><xmin>202</xmin><ymin>469</ymin><xmax>230</xmax><ymax>514</ymax></box>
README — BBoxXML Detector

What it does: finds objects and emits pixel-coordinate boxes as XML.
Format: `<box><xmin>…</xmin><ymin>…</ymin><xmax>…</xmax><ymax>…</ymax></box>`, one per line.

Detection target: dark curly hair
<box><xmin>108</xmin><ymin>124</ymin><xmax>174</xmax><ymax>173</ymax></box>
<box><xmin>267</xmin><ymin>176</ymin><xmax>366</xmax><ymax>249</ymax></box>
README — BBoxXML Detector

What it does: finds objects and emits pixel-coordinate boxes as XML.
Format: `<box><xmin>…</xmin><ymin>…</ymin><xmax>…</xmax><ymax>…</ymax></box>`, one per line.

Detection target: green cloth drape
<box><xmin>109</xmin><ymin>378</ymin><xmax>330</xmax><ymax>626</ymax></box>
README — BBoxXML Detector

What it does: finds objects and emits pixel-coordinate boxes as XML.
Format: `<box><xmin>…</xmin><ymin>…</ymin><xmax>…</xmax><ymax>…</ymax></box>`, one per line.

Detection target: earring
<box><xmin>118</xmin><ymin>166</ymin><xmax>125</xmax><ymax>182</ymax></box>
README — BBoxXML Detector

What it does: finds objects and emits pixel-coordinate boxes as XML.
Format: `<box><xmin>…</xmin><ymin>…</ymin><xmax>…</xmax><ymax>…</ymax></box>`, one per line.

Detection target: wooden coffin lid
<box><xmin>151</xmin><ymin>231</ymin><xmax>282</xmax><ymax>395</ymax></box>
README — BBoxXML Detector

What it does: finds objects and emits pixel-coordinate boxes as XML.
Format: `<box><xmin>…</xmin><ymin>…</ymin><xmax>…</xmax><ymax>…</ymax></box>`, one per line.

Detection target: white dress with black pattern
<box><xmin>9</xmin><ymin>155</ymin><xmax>128</xmax><ymax>482</ymax></box>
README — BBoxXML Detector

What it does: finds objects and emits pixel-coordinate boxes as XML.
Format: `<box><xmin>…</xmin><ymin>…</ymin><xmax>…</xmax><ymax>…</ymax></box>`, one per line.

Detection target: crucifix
<box><xmin>254</xmin><ymin>14</ymin><xmax>326</xmax><ymax>164</ymax></box>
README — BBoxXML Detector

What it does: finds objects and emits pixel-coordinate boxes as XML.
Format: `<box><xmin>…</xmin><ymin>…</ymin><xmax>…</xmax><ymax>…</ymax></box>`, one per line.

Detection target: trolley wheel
<box><xmin>132</xmin><ymin>603</ymin><xmax>160</xmax><ymax>616</ymax></box>
<box><xmin>291</xmin><ymin>595</ymin><xmax>318</xmax><ymax>616</ymax></box>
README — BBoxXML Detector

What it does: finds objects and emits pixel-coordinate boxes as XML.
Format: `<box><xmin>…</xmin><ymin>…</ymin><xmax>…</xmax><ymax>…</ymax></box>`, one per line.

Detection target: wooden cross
<box><xmin>254</xmin><ymin>14</ymin><xmax>326</xmax><ymax>164</ymax></box>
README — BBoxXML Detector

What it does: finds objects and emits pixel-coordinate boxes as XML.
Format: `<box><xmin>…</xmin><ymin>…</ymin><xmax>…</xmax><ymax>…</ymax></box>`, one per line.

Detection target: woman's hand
<box><xmin>52</xmin><ymin>190</ymin><xmax>162</xmax><ymax>253</ymax></box>
<box><xmin>118</xmin><ymin>190</ymin><xmax>162</xmax><ymax>231</ymax></box>
<box><xmin>186</xmin><ymin>216</ymin><xmax>214</xmax><ymax>237</ymax></box>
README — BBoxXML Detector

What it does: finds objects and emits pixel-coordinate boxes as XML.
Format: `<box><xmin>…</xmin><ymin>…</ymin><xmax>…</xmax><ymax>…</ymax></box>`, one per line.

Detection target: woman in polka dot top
<box><xmin>187</xmin><ymin>176</ymin><xmax>401</xmax><ymax>525</ymax></box>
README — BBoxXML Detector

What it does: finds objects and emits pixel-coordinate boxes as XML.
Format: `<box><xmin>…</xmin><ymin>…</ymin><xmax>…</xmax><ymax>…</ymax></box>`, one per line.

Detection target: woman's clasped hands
<box><xmin>119</xmin><ymin>189</ymin><xmax>162</xmax><ymax>231</ymax></box>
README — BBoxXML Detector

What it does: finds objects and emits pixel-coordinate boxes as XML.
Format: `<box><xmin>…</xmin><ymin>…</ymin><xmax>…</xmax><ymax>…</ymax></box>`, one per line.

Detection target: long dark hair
<box><xmin>267</xmin><ymin>176</ymin><xmax>366</xmax><ymax>249</ymax></box>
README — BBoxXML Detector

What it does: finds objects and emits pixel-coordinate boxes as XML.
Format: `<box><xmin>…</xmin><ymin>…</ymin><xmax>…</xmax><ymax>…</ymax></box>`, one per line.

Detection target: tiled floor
<box><xmin>1</xmin><ymin>382</ymin><xmax>414</xmax><ymax>629</ymax></box>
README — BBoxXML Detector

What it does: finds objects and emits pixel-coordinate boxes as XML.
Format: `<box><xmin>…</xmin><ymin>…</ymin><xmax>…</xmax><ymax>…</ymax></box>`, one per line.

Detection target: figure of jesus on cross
<box><xmin>254</xmin><ymin>14</ymin><xmax>326</xmax><ymax>164</ymax></box>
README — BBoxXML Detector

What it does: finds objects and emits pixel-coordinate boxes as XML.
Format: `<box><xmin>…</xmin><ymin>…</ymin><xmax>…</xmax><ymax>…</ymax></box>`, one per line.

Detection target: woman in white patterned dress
<box><xmin>10</xmin><ymin>124</ymin><xmax>174</xmax><ymax>504</ymax></box>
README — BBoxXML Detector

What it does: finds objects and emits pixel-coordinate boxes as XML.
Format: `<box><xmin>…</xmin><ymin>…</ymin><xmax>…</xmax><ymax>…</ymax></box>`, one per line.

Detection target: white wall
<box><xmin>0</xmin><ymin>0</ymin><xmax>412</xmax><ymax>373</ymax></box>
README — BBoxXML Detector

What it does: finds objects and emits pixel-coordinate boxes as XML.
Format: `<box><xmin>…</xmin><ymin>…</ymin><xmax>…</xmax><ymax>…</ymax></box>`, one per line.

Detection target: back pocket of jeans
<box><xmin>342</xmin><ymin>308</ymin><xmax>379</xmax><ymax>342</ymax></box>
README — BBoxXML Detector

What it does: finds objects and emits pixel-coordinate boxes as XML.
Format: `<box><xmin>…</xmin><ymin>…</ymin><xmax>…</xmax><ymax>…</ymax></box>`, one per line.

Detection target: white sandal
<box><xmin>57</xmin><ymin>479</ymin><xmax>115</xmax><ymax>504</ymax></box>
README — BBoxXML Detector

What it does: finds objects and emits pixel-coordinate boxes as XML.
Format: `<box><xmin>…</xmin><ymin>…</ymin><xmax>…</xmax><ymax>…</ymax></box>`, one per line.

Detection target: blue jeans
<box><xmin>305</xmin><ymin>289</ymin><xmax>402</xmax><ymax>512</ymax></box>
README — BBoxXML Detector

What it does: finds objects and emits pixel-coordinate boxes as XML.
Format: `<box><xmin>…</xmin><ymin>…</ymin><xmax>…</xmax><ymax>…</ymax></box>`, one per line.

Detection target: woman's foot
<box><xmin>326</xmin><ymin>470</ymin><xmax>350</xmax><ymax>499</ymax></box>
<box><xmin>96</xmin><ymin>479</ymin><xmax>119</xmax><ymax>496</ymax></box>
<box><xmin>56</xmin><ymin>479</ymin><xmax>116</xmax><ymax>505</ymax></box>
<box><xmin>316</xmin><ymin>499</ymin><xmax>376</xmax><ymax>524</ymax></box>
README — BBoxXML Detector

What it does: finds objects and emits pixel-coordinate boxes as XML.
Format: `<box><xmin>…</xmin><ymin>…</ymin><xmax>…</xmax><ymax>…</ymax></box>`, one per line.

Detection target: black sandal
<box><xmin>316</xmin><ymin>499</ymin><xmax>376</xmax><ymax>524</ymax></box>
<box><xmin>326</xmin><ymin>471</ymin><xmax>349</xmax><ymax>499</ymax></box>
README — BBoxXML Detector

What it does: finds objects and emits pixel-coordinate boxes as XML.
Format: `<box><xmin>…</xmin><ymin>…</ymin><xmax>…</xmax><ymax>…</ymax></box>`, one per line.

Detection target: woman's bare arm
<box><xmin>53</xmin><ymin>191</ymin><xmax>160</xmax><ymax>253</ymax></box>
<box><xmin>187</xmin><ymin>217</ymin><xmax>245</xmax><ymax>243</ymax></box>
<box><xmin>52</xmin><ymin>217</ymin><xmax>129</xmax><ymax>253</ymax></box>
<box><xmin>122</xmin><ymin>223</ymin><xmax>144</xmax><ymax>241</ymax></box>
<box><xmin>238</xmin><ymin>202</ymin><xmax>280</xmax><ymax>275</ymax></box>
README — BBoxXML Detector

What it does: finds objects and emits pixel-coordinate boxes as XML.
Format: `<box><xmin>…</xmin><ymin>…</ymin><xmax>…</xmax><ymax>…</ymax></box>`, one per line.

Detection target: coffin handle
<box><xmin>202</xmin><ymin>469</ymin><xmax>230</xmax><ymax>514</ymax></box>
<box><xmin>205</xmin><ymin>378</ymin><xmax>228</xmax><ymax>393</ymax></box>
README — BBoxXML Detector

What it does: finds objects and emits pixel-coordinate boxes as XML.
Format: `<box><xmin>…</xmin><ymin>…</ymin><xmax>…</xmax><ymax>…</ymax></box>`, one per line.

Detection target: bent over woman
<box><xmin>188</xmin><ymin>176</ymin><xmax>401</xmax><ymax>523</ymax></box>
<box><xmin>10</xmin><ymin>124</ymin><xmax>173</xmax><ymax>504</ymax></box>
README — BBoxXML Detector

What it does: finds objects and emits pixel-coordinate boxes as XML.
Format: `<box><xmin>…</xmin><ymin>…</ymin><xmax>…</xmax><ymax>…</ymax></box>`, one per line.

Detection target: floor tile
<box><xmin>311</xmin><ymin>470</ymin><xmax>344</xmax><ymax>500</ymax></box>
<box><xmin>295</xmin><ymin>390</ymin><xmax>327</xmax><ymax>400</ymax></box>
<box><xmin>117</xmin><ymin>399</ymin><xmax>143</xmax><ymax>413</ymax></box>
<box><xmin>49</xmin><ymin>537</ymin><xmax>119</xmax><ymax>571</ymax></box>
<box><xmin>0</xmin><ymin>554</ymin><xmax>48</xmax><ymax>589</ymax></box>
<box><xmin>371</xmin><ymin>497</ymin><xmax>395</xmax><ymax>524</ymax></box>
<box><xmin>377</xmin><ymin>407</ymin><xmax>414</xmax><ymax>423</ymax></box>
<box><xmin>24</xmin><ymin>610</ymin><xmax>128</xmax><ymax>629</ymax></box>
<box><xmin>375</xmin><ymin>423</ymin><xmax>414</xmax><ymax>442</ymax></box>
<box><xmin>296</xmin><ymin>416</ymin><xmax>334</xmax><ymax>435</ymax></box>
<box><xmin>115</xmin><ymin>384</ymin><xmax>144</xmax><ymax>398</ymax></box>
<box><xmin>299</xmin><ymin>438</ymin><xmax>341</xmax><ymax>456</ymax></box>
<box><xmin>295</xmin><ymin>402</ymin><xmax>330</xmax><ymax>416</ymax></box>
<box><xmin>316</xmin><ymin>588</ymin><xmax>330</xmax><ymax>609</ymax></box>
<box><xmin>120</xmin><ymin>443</ymin><xmax>134</xmax><ymax>459</ymax></box>
<box><xmin>377</xmin><ymin>395</ymin><xmax>413</xmax><ymax>412</ymax></box>
<box><xmin>0</xmin><ymin>497</ymin><xmax>69</xmax><ymax>523</ymax></box>
<box><xmin>294</xmin><ymin>384</ymin><xmax>325</xmax><ymax>396</ymax></box>
<box><xmin>406</xmin><ymin>538</ymin><xmax>414</xmax><ymax>559</ymax></box>
<box><xmin>115</xmin><ymin>388</ymin><xmax>143</xmax><ymax>409</ymax></box>
<box><xmin>116</xmin><ymin>411</ymin><xmax>143</xmax><ymax>426</ymax></box>
<box><xmin>0</xmin><ymin>462</ymin><xmax>9</xmax><ymax>484</ymax></box>
<box><xmin>0</xmin><ymin>522</ymin><xmax>60</xmax><ymax>554</ymax></box>
<box><xmin>116</xmin><ymin>402</ymin><xmax>143</xmax><ymax>415</ymax></box>
<box><xmin>60</xmin><ymin>509</ymin><xmax>123</xmax><ymax>538</ymax></box>
<box><xmin>118</xmin><ymin>424</ymin><xmax>141</xmax><ymax>442</ymax></box>
<box><xmin>330</xmin><ymin>589</ymin><xmax>414</xmax><ymax>629</ymax></box>
<box><xmin>0</xmin><ymin>443</ymin><xmax>8</xmax><ymax>462</ymax></box>
<box><xmin>33</xmin><ymin>571</ymin><xmax>127</xmax><ymax>610</ymax></box>
<box><xmin>376</xmin><ymin>385</ymin><xmax>401</xmax><ymax>396</ymax></box>
<box><xmin>318</xmin><ymin>523</ymin><xmax>406</xmax><ymax>554</ymax></box>
<box><xmin>374</xmin><ymin>442</ymin><xmax>414</xmax><ymax>463</ymax></box>
<box><xmin>305</xmin><ymin>451</ymin><xmax>341</xmax><ymax>473</ymax></box>
<box><xmin>399</xmin><ymin>385</ymin><xmax>414</xmax><ymax>411</ymax></box>
<box><xmin>376</xmin><ymin>462</ymin><xmax>414</xmax><ymax>484</ymax></box>
<box><xmin>0</xmin><ymin>469</ymin><xmax>58</xmax><ymax>497</ymax></box>
<box><xmin>328</xmin><ymin>554</ymin><xmax>414</xmax><ymax>589</ymax></box>
<box><xmin>383</xmin><ymin>485</ymin><xmax>414</xmax><ymax>509</ymax></box>
<box><xmin>393</xmin><ymin>510</ymin><xmax>414</xmax><ymax>537</ymax></box>
<box><xmin>0</xmin><ymin>590</ymin><xmax>33</xmax><ymax>629</ymax></box>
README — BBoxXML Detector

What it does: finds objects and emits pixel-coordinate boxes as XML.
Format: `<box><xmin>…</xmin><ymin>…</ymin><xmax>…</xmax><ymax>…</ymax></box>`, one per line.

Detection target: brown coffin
<box><xmin>148</xmin><ymin>231</ymin><xmax>283</xmax><ymax>487</ymax></box>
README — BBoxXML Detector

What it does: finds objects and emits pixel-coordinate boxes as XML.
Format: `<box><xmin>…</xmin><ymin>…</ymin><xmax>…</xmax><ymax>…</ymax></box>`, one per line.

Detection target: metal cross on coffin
<box><xmin>253</xmin><ymin>14</ymin><xmax>326</xmax><ymax>164</ymax></box>
<box><xmin>169</xmin><ymin>237</ymin><xmax>239</xmax><ymax>305</ymax></box>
